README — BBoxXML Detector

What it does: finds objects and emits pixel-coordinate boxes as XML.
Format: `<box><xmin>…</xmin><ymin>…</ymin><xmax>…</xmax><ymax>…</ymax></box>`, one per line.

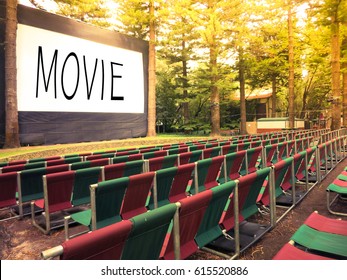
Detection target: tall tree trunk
<box><xmin>147</xmin><ymin>0</ymin><xmax>156</xmax><ymax>137</ymax></box>
<box><xmin>330</xmin><ymin>14</ymin><xmax>341</xmax><ymax>131</ymax></box>
<box><xmin>210</xmin><ymin>39</ymin><xmax>220</xmax><ymax>136</ymax></box>
<box><xmin>239</xmin><ymin>48</ymin><xmax>247</xmax><ymax>135</ymax></box>
<box><xmin>342</xmin><ymin>29</ymin><xmax>347</xmax><ymax>126</ymax></box>
<box><xmin>4</xmin><ymin>0</ymin><xmax>20</xmax><ymax>148</ymax></box>
<box><xmin>287</xmin><ymin>1</ymin><xmax>295</xmax><ymax>129</ymax></box>
<box><xmin>271</xmin><ymin>75</ymin><xmax>277</xmax><ymax>117</ymax></box>
<box><xmin>182</xmin><ymin>39</ymin><xmax>189</xmax><ymax>124</ymax></box>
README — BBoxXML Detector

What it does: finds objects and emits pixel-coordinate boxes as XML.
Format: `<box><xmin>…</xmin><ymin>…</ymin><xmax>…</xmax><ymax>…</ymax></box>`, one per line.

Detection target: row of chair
<box><xmin>273</xmin><ymin>211</ymin><xmax>347</xmax><ymax>259</ymax></box>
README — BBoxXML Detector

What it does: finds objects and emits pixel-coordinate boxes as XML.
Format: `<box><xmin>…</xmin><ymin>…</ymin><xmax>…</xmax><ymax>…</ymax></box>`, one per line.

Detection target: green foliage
<box><xmin>54</xmin><ymin>0</ymin><xmax>111</xmax><ymax>27</ymax></box>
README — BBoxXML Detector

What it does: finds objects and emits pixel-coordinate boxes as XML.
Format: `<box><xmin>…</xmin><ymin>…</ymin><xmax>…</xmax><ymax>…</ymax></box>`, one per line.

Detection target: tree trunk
<box><xmin>287</xmin><ymin>1</ymin><xmax>295</xmax><ymax>129</ymax></box>
<box><xmin>182</xmin><ymin>39</ymin><xmax>189</xmax><ymax>124</ymax></box>
<box><xmin>147</xmin><ymin>0</ymin><xmax>156</xmax><ymax>137</ymax></box>
<box><xmin>342</xmin><ymin>30</ymin><xmax>347</xmax><ymax>126</ymax></box>
<box><xmin>4</xmin><ymin>0</ymin><xmax>20</xmax><ymax>148</ymax></box>
<box><xmin>210</xmin><ymin>40</ymin><xmax>220</xmax><ymax>137</ymax></box>
<box><xmin>239</xmin><ymin>48</ymin><xmax>247</xmax><ymax>135</ymax></box>
<box><xmin>330</xmin><ymin>14</ymin><xmax>341</xmax><ymax>131</ymax></box>
<box><xmin>271</xmin><ymin>75</ymin><xmax>276</xmax><ymax>117</ymax></box>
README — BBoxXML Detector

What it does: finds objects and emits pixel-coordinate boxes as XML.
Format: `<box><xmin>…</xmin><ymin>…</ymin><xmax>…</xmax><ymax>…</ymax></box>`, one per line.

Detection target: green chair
<box><xmin>121</xmin><ymin>203</ymin><xmax>178</xmax><ymax>260</ymax></box>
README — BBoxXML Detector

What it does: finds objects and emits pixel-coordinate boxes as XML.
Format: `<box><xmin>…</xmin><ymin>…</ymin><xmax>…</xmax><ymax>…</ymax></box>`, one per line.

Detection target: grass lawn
<box><xmin>0</xmin><ymin>134</ymin><xmax>222</xmax><ymax>162</ymax></box>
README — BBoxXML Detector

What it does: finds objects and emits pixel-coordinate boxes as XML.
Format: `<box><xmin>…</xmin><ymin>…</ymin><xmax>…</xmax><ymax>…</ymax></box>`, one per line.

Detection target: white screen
<box><xmin>16</xmin><ymin>24</ymin><xmax>145</xmax><ymax>113</ymax></box>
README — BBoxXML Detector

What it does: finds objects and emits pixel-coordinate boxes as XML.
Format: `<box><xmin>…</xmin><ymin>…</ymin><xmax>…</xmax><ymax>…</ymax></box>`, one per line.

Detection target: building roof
<box><xmin>232</xmin><ymin>88</ymin><xmax>272</xmax><ymax>101</ymax></box>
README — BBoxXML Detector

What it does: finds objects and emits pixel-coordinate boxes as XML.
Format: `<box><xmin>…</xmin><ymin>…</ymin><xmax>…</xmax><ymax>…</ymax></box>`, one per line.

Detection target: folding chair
<box><xmin>103</xmin><ymin>160</ymin><xmax>144</xmax><ymax>180</ymax></box>
<box><xmin>121</xmin><ymin>203</ymin><xmax>178</xmax><ymax>260</ymax></box>
<box><xmin>326</xmin><ymin>178</ymin><xmax>347</xmax><ymax>216</ymax></box>
<box><xmin>178</xmin><ymin>150</ymin><xmax>203</xmax><ymax>165</ymax></box>
<box><xmin>189</xmin><ymin>156</ymin><xmax>224</xmax><ymax>195</ymax></box>
<box><xmin>46</xmin><ymin>156</ymin><xmax>82</xmax><ymax>167</ymax></box>
<box><xmin>291</xmin><ymin>224</ymin><xmax>347</xmax><ymax>259</ymax></box>
<box><xmin>303</xmin><ymin>211</ymin><xmax>347</xmax><ymax>236</ymax></box>
<box><xmin>217</xmin><ymin>150</ymin><xmax>246</xmax><ymax>184</ymax></box>
<box><xmin>210</xmin><ymin>167</ymin><xmax>272</xmax><ymax>255</ymax></box>
<box><xmin>195</xmin><ymin>181</ymin><xmax>236</xmax><ymax>259</ymax></box>
<box><xmin>145</xmin><ymin>154</ymin><xmax>178</xmax><ymax>172</ymax></box>
<box><xmin>202</xmin><ymin>147</ymin><xmax>221</xmax><ymax>159</ymax></box>
<box><xmin>147</xmin><ymin>163</ymin><xmax>195</xmax><ymax>210</ymax></box>
<box><xmin>120</xmin><ymin>172</ymin><xmax>155</xmax><ymax>219</ymax></box>
<box><xmin>272</xmin><ymin>241</ymin><xmax>334</xmax><ymax>260</ymax></box>
<box><xmin>239</xmin><ymin>146</ymin><xmax>262</xmax><ymax>176</ymax></box>
<box><xmin>262</xmin><ymin>144</ymin><xmax>278</xmax><ymax>166</ymax></box>
<box><xmin>142</xmin><ymin>150</ymin><xmax>168</xmax><ymax>160</ymax></box>
<box><xmin>42</xmin><ymin>220</ymin><xmax>133</xmax><ymax>260</ymax></box>
<box><xmin>163</xmin><ymin>190</ymin><xmax>213</xmax><ymax>260</ymax></box>
<box><xmin>65</xmin><ymin>176</ymin><xmax>129</xmax><ymax>239</ymax></box>
<box><xmin>0</xmin><ymin>172</ymin><xmax>19</xmax><ymax>221</ymax></box>
<box><xmin>71</xmin><ymin>167</ymin><xmax>103</xmax><ymax>207</ymax></box>
<box><xmin>31</xmin><ymin>171</ymin><xmax>75</xmax><ymax>234</ymax></box>
<box><xmin>167</xmin><ymin>147</ymin><xmax>189</xmax><ymax>155</ymax></box>
<box><xmin>16</xmin><ymin>164</ymin><xmax>70</xmax><ymax>217</ymax></box>
<box><xmin>111</xmin><ymin>153</ymin><xmax>143</xmax><ymax>164</ymax></box>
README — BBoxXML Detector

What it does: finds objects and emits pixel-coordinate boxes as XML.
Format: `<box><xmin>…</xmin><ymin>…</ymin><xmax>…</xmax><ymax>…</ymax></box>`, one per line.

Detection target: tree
<box><xmin>52</xmin><ymin>0</ymin><xmax>111</xmax><ymax>27</ymax></box>
<box><xmin>287</xmin><ymin>0</ymin><xmax>295</xmax><ymax>129</ymax></box>
<box><xmin>147</xmin><ymin>0</ymin><xmax>157</xmax><ymax>136</ymax></box>
<box><xmin>4</xmin><ymin>0</ymin><xmax>20</xmax><ymax>148</ymax></box>
<box><xmin>116</xmin><ymin>0</ymin><xmax>157</xmax><ymax>136</ymax></box>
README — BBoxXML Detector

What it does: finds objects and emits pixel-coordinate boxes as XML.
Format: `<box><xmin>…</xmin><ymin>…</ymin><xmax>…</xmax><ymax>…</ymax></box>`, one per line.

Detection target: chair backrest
<box><xmin>163</xmin><ymin>190</ymin><xmax>213</xmax><ymax>260</ymax></box>
<box><xmin>147</xmin><ymin>154</ymin><xmax>178</xmax><ymax>172</ymax></box>
<box><xmin>71</xmin><ymin>167</ymin><xmax>102</xmax><ymax>206</ymax></box>
<box><xmin>92</xmin><ymin>177</ymin><xmax>129</xmax><ymax>229</ymax></box>
<box><xmin>202</xmin><ymin>146</ymin><xmax>221</xmax><ymax>159</ymax></box>
<box><xmin>42</xmin><ymin>171</ymin><xmax>75</xmax><ymax>213</ymax></box>
<box><xmin>115</xmin><ymin>149</ymin><xmax>140</xmax><ymax>157</ymax></box>
<box><xmin>218</xmin><ymin>150</ymin><xmax>246</xmax><ymax>184</ymax></box>
<box><xmin>0</xmin><ymin>172</ymin><xmax>18</xmax><ymax>208</ymax></box>
<box><xmin>258</xmin><ymin>157</ymin><xmax>293</xmax><ymax>207</ymax></box>
<box><xmin>168</xmin><ymin>163</ymin><xmax>195</xmax><ymax>202</ymax></box>
<box><xmin>167</xmin><ymin>147</ymin><xmax>189</xmax><ymax>155</ymax></box>
<box><xmin>195</xmin><ymin>181</ymin><xmax>236</xmax><ymax>248</ymax></box>
<box><xmin>89</xmin><ymin>158</ymin><xmax>110</xmax><ymax>167</ymax></box>
<box><xmin>293</xmin><ymin>150</ymin><xmax>308</xmax><ymax>182</ymax></box>
<box><xmin>221</xmin><ymin>144</ymin><xmax>238</xmax><ymax>155</ymax></box>
<box><xmin>104</xmin><ymin>160</ymin><xmax>144</xmax><ymax>181</ymax></box>
<box><xmin>237</xmin><ymin>142</ymin><xmax>251</xmax><ymax>151</ymax></box>
<box><xmin>46</xmin><ymin>156</ymin><xmax>82</xmax><ymax>166</ymax></box>
<box><xmin>221</xmin><ymin>167</ymin><xmax>271</xmax><ymax>231</ymax></box>
<box><xmin>120</xmin><ymin>172</ymin><xmax>155</xmax><ymax>220</ymax></box>
<box><xmin>250</xmin><ymin>140</ymin><xmax>262</xmax><ymax>148</ymax></box>
<box><xmin>303</xmin><ymin>211</ymin><xmax>347</xmax><ymax>236</ymax></box>
<box><xmin>121</xmin><ymin>203</ymin><xmax>177</xmax><ymax>260</ymax></box>
<box><xmin>147</xmin><ymin>167</ymin><xmax>178</xmax><ymax>210</ymax></box>
<box><xmin>142</xmin><ymin>150</ymin><xmax>168</xmax><ymax>160</ymax></box>
<box><xmin>239</xmin><ymin>146</ymin><xmax>262</xmax><ymax>176</ymax></box>
<box><xmin>60</xmin><ymin>219</ymin><xmax>133</xmax><ymax>260</ymax></box>
<box><xmin>277</xmin><ymin>142</ymin><xmax>288</xmax><ymax>161</ymax></box>
<box><xmin>273</xmin><ymin>242</ymin><xmax>333</xmax><ymax>260</ymax></box>
<box><xmin>190</xmin><ymin>155</ymin><xmax>224</xmax><ymax>195</ymax></box>
<box><xmin>263</xmin><ymin>144</ymin><xmax>278</xmax><ymax>166</ymax></box>
<box><xmin>178</xmin><ymin>150</ymin><xmax>203</xmax><ymax>165</ymax></box>
<box><xmin>148</xmin><ymin>163</ymin><xmax>195</xmax><ymax>210</ymax></box>
<box><xmin>188</xmin><ymin>144</ymin><xmax>205</xmax><ymax>152</ymax></box>
<box><xmin>111</xmin><ymin>153</ymin><xmax>143</xmax><ymax>164</ymax></box>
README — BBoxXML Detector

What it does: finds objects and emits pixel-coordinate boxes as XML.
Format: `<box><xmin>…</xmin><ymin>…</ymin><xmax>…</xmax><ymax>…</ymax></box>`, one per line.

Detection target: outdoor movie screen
<box><xmin>16</xmin><ymin>24</ymin><xmax>145</xmax><ymax>114</ymax></box>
